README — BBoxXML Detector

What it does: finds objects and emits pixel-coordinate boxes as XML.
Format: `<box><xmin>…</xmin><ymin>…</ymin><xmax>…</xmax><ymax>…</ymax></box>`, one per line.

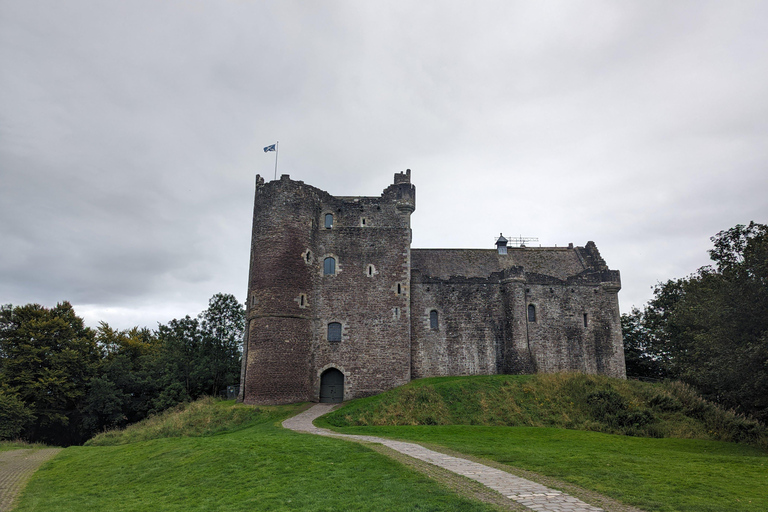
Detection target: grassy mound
<box><xmin>86</xmin><ymin>397</ymin><xmax>267</xmax><ymax>446</ymax></box>
<box><xmin>18</xmin><ymin>403</ymin><xmax>499</xmax><ymax>512</ymax></box>
<box><xmin>321</xmin><ymin>374</ymin><xmax>767</xmax><ymax>446</ymax></box>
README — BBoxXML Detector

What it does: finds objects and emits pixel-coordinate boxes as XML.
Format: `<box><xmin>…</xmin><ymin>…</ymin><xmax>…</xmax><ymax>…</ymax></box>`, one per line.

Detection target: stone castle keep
<box><xmin>238</xmin><ymin>170</ymin><xmax>625</xmax><ymax>405</ymax></box>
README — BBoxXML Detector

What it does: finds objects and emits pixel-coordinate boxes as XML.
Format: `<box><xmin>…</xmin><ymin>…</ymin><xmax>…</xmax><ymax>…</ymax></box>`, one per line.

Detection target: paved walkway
<box><xmin>0</xmin><ymin>448</ymin><xmax>61</xmax><ymax>511</ymax></box>
<box><xmin>283</xmin><ymin>404</ymin><xmax>604</xmax><ymax>512</ymax></box>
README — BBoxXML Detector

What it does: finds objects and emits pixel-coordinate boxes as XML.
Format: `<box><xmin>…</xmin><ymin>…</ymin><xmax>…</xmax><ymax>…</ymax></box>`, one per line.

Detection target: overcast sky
<box><xmin>2</xmin><ymin>1</ymin><xmax>766</xmax><ymax>330</ymax></box>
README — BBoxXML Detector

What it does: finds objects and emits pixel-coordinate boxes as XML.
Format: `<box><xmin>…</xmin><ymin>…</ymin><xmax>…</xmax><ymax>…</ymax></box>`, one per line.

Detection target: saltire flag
<box><xmin>264</xmin><ymin>144</ymin><xmax>276</xmax><ymax>152</ymax></box>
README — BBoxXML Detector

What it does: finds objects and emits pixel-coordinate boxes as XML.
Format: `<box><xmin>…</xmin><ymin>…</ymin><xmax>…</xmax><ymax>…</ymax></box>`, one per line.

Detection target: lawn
<box><xmin>317</xmin><ymin>423</ymin><xmax>768</xmax><ymax>512</ymax></box>
<box><xmin>14</xmin><ymin>405</ymin><xmax>501</xmax><ymax>512</ymax></box>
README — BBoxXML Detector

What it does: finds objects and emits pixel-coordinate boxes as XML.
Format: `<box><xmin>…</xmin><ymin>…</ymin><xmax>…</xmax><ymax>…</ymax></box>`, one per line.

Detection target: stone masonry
<box><xmin>239</xmin><ymin>171</ymin><xmax>625</xmax><ymax>405</ymax></box>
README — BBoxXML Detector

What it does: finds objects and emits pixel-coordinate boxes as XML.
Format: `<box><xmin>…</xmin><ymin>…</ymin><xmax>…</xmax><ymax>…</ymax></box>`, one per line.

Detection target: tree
<box><xmin>0</xmin><ymin>302</ymin><xmax>100</xmax><ymax>444</ymax></box>
<box><xmin>198</xmin><ymin>293</ymin><xmax>244</xmax><ymax>396</ymax></box>
<box><xmin>623</xmin><ymin>222</ymin><xmax>768</xmax><ymax>423</ymax></box>
<box><xmin>92</xmin><ymin>323</ymin><xmax>161</xmax><ymax>425</ymax></box>
<box><xmin>154</xmin><ymin>293</ymin><xmax>244</xmax><ymax>404</ymax></box>
<box><xmin>0</xmin><ymin>391</ymin><xmax>35</xmax><ymax>440</ymax></box>
<box><xmin>621</xmin><ymin>307</ymin><xmax>669</xmax><ymax>380</ymax></box>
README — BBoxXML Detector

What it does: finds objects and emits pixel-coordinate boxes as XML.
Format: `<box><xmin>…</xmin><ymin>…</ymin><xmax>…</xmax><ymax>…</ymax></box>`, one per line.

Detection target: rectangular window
<box><xmin>328</xmin><ymin>322</ymin><xmax>342</xmax><ymax>342</ymax></box>
<box><xmin>324</xmin><ymin>257</ymin><xmax>336</xmax><ymax>275</ymax></box>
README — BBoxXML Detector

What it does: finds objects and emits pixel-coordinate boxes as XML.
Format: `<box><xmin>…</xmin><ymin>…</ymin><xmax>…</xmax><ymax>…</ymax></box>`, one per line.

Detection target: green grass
<box><xmin>86</xmin><ymin>397</ymin><xmax>264</xmax><ymax>446</ymax></box>
<box><xmin>15</xmin><ymin>401</ymin><xmax>500</xmax><ymax>512</ymax></box>
<box><xmin>15</xmin><ymin>377</ymin><xmax>768</xmax><ymax>511</ymax></box>
<box><xmin>322</xmin><ymin>374</ymin><xmax>768</xmax><ymax>446</ymax></box>
<box><xmin>315</xmin><ymin>374</ymin><xmax>768</xmax><ymax>512</ymax></box>
<box><xmin>317</xmin><ymin>424</ymin><xmax>767</xmax><ymax>512</ymax></box>
<box><xmin>0</xmin><ymin>440</ymin><xmax>50</xmax><ymax>452</ymax></box>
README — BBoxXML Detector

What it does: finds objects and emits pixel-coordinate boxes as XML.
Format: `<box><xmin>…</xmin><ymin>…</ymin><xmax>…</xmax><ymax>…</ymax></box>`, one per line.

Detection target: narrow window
<box><xmin>583</xmin><ymin>313</ymin><xmax>588</xmax><ymax>327</ymax></box>
<box><xmin>368</xmin><ymin>265</ymin><xmax>373</xmax><ymax>276</ymax></box>
<box><xmin>324</xmin><ymin>257</ymin><xmax>336</xmax><ymax>275</ymax></box>
<box><xmin>397</xmin><ymin>283</ymin><xmax>402</xmax><ymax>295</ymax></box>
<box><xmin>361</xmin><ymin>218</ymin><xmax>366</xmax><ymax>226</ymax></box>
<box><xmin>306</xmin><ymin>251</ymin><xmax>312</xmax><ymax>263</ymax></box>
<box><xmin>327</xmin><ymin>322</ymin><xmax>342</xmax><ymax>342</ymax></box>
<box><xmin>528</xmin><ymin>304</ymin><xmax>536</xmax><ymax>322</ymax></box>
<box><xmin>324</xmin><ymin>213</ymin><xmax>333</xmax><ymax>229</ymax></box>
<box><xmin>300</xmin><ymin>295</ymin><xmax>305</xmax><ymax>306</ymax></box>
<box><xmin>429</xmin><ymin>310</ymin><xmax>438</xmax><ymax>330</ymax></box>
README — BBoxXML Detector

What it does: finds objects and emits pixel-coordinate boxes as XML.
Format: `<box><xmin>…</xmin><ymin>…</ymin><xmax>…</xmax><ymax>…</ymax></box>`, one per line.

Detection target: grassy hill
<box><xmin>320</xmin><ymin>373</ymin><xmax>768</xmax><ymax>446</ymax></box>
<box><xmin>13</xmin><ymin>376</ymin><xmax>768</xmax><ymax>512</ymax></box>
<box><xmin>15</xmin><ymin>401</ymin><xmax>500</xmax><ymax>512</ymax></box>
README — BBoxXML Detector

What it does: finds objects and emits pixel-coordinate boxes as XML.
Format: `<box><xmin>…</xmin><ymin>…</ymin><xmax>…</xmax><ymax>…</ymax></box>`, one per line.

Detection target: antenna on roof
<box><xmin>508</xmin><ymin>235</ymin><xmax>539</xmax><ymax>248</ymax></box>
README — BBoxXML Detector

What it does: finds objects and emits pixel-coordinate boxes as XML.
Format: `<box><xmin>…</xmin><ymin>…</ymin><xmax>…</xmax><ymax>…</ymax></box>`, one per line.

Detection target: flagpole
<box><xmin>274</xmin><ymin>141</ymin><xmax>279</xmax><ymax>180</ymax></box>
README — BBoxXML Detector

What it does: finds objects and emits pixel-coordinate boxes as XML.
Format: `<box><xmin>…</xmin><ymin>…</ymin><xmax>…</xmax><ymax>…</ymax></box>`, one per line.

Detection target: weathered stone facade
<box><xmin>239</xmin><ymin>171</ymin><xmax>625</xmax><ymax>405</ymax></box>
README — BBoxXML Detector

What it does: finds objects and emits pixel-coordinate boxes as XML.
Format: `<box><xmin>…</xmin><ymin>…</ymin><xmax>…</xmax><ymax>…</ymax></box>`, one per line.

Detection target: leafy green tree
<box><xmin>155</xmin><ymin>315</ymin><xmax>201</xmax><ymax>405</ymax></box>
<box><xmin>0</xmin><ymin>302</ymin><xmax>99</xmax><ymax>444</ymax></box>
<box><xmin>621</xmin><ymin>307</ymin><xmax>669</xmax><ymax>380</ymax></box>
<box><xmin>154</xmin><ymin>293</ymin><xmax>244</xmax><ymax>406</ymax></box>
<box><xmin>0</xmin><ymin>391</ymin><xmax>35</xmax><ymax>440</ymax></box>
<box><xmin>199</xmin><ymin>293</ymin><xmax>244</xmax><ymax>396</ymax></box>
<box><xmin>92</xmin><ymin>323</ymin><xmax>161</xmax><ymax>425</ymax></box>
<box><xmin>625</xmin><ymin>222</ymin><xmax>768</xmax><ymax>423</ymax></box>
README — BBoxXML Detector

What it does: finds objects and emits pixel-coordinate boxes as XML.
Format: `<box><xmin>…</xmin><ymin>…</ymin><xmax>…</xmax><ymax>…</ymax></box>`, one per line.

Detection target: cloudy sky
<box><xmin>2</xmin><ymin>1</ymin><xmax>766</xmax><ymax>329</ymax></box>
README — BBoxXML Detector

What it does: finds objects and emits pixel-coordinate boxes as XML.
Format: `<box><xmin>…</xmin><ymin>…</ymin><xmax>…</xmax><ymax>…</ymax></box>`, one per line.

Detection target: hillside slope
<box><xmin>321</xmin><ymin>374</ymin><xmax>767</xmax><ymax>446</ymax></box>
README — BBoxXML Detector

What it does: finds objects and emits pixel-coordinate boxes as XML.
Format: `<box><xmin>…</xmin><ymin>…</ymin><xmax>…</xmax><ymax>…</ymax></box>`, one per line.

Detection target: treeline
<box><xmin>623</xmin><ymin>222</ymin><xmax>768</xmax><ymax>424</ymax></box>
<box><xmin>0</xmin><ymin>293</ymin><xmax>244</xmax><ymax>446</ymax></box>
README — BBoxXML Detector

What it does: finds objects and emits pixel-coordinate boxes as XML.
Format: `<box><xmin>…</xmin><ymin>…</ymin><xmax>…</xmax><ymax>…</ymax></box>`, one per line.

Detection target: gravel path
<box><xmin>0</xmin><ymin>448</ymin><xmax>61</xmax><ymax>512</ymax></box>
<box><xmin>284</xmin><ymin>404</ymin><xmax>640</xmax><ymax>512</ymax></box>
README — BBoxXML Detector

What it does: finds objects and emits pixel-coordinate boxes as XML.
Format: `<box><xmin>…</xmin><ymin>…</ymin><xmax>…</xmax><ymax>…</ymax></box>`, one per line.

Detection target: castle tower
<box><xmin>239</xmin><ymin>174</ymin><xmax>317</xmax><ymax>404</ymax></box>
<box><xmin>240</xmin><ymin>171</ymin><xmax>416</xmax><ymax>405</ymax></box>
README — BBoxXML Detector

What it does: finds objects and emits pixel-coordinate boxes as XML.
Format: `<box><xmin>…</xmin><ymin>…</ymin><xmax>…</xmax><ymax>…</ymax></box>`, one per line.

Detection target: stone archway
<box><xmin>319</xmin><ymin>368</ymin><xmax>344</xmax><ymax>403</ymax></box>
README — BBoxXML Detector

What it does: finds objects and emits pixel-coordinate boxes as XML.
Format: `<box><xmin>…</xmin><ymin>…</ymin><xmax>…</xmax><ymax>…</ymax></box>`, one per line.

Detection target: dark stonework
<box><xmin>240</xmin><ymin>170</ymin><xmax>625</xmax><ymax>405</ymax></box>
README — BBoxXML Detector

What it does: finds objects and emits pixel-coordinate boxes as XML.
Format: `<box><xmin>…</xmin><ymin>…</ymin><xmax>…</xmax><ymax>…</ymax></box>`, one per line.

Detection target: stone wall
<box><xmin>410</xmin><ymin>248</ymin><xmax>625</xmax><ymax>380</ymax></box>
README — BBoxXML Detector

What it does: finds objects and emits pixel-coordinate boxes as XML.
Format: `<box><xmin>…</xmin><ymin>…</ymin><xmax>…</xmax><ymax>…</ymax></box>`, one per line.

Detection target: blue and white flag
<box><xmin>263</xmin><ymin>144</ymin><xmax>276</xmax><ymax>152</ymax></box>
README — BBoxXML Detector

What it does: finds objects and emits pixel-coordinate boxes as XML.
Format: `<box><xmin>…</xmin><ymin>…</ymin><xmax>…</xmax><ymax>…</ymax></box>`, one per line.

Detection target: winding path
<box><xmin>283</xmin><ymin>404</ymin><xmax>606</xmax><ymax>512</ymax></box>
<box><xmin>0</xmin><ymin>448</ymin><xmax>61</xmax><ymax>511</ymax></box>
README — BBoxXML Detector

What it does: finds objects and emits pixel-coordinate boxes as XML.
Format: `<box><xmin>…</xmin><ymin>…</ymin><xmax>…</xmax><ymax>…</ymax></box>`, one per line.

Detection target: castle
<box><xmin>238</xmin><ymin>170</ymin><xmax>625</xmax><ymax>405</ymax></box>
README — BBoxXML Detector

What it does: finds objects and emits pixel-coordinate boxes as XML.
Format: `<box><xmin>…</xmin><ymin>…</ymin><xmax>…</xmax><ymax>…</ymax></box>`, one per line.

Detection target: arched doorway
<box><xmin>320</xmin><ymin>368</ymin><xmax>344</xmax><ymax>403</ymax></box>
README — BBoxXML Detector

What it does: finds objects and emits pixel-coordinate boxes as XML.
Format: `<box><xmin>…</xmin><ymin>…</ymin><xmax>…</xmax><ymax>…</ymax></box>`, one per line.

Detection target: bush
<box><xmin>0</xmin><ymin>392</ymin><xmax>35</xmax><ymax>440</ymax></box>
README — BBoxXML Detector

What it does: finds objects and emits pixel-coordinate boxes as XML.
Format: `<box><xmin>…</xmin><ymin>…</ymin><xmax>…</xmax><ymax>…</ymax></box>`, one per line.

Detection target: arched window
<box><xmin>429</xmin><ymin>310</ymin><xmax>438</xmax><ymax>330</ymax></box>
<box><xmin>324</xmin><ymin>257</ymin><xmax>336</xmax><ymax>275</ymax></box>
<box><xmin>324</xmin><ymin>213</ymin><xmax>333</xmax><ymax>229</ymax></box>
<box><xmin>528</xmin><ymin>304</ymin><xmax>536</xmax><ymax>322</ymax></box>
<box><xmin>327</xmin><ymin>322</ymin><xmax>342</xmax><ymax>342</ymax></box>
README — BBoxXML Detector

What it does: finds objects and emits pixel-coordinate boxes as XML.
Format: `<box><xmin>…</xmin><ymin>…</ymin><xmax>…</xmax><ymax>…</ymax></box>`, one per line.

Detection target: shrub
<box><xmin>0</xmin><ymin>392</ymin><xmax>35</xmax><ymax>440</ymax></box>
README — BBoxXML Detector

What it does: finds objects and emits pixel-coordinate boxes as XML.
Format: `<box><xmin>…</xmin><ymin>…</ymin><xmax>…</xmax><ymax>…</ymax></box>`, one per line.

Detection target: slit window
<box><xmin>327</xmin><ymin>322</ymin><xmax>342</xmax><ymax>342</ymax></box>
<box><xmin>397</xmin><ymin>283</ymin><xmax>401</xmax><ymax>294</ymax></box>
<box><xmin>324</xmin><ymin>214</ymin><xmax>333</xmax><ymax>229</ymax></box>
<box><xmin>528</xmin><ymin>304</ymin><xmax>536</xmax><ymax>322</ymax></box>
<box><xmin>583</xmin><ymin>313</ymin><xmax>588</xmax><ymax>327</ymax></box>
<box><xmin>429</xmin><ymin>310</ymin><xmax>438</xmax><ymax>330</ymax></box>
<box><xmin>324</xmin><ymin>257</ymin><xmax>336</xmax><ymax>275</ymax></box>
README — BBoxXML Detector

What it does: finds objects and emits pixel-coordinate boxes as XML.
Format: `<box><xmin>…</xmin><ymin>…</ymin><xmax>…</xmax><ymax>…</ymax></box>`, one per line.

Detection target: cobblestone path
<box><xmin>0</xmin><ymin>448</ymin><xmax>61</xmax><ymax>512</ymax></box>
<box><xmin>284</xmin><ymin>404</ymin><xmax>605</xmax><ymax>512</ymax></box>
